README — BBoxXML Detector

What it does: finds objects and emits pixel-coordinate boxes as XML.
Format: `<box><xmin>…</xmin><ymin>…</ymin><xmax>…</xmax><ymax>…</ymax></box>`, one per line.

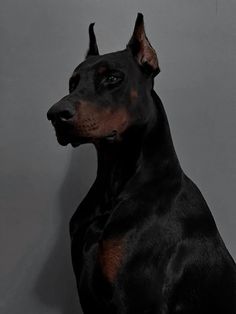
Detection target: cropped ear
<box><xmin>86</xmin><ymin>23</ymin><xmax>99</xmax><ymax>58</ymax></box>
<box><xmin>127</xmin><ymin>13</ymin><xmax>160</xmax><ymax>76</ymax></box>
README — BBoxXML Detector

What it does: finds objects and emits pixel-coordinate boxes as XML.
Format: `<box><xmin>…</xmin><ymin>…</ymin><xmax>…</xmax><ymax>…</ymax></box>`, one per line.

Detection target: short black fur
<box><xmin>47</xmin><ymin>13</ymin><xmax>236</xmax><ymax>314</ymax></box>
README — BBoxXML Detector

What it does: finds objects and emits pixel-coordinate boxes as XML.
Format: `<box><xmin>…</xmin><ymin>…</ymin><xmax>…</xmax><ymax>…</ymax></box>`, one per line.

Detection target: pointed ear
<box><xmin>86</xmin><ymin>23</ymin><xmax>99</xmax><ymax>58</ymax></box>
<box><xmin>127</xmin><ymin>13</ymin><xmax>160</xmax><ymax>76</ymax></box>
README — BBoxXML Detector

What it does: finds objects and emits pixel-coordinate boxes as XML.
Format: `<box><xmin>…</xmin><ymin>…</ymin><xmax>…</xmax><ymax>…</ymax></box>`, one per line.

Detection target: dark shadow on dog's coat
<box><xmin>47</xmin><ymin>13</ymin><xmax>236</xmax><ymax>314</ymax></box>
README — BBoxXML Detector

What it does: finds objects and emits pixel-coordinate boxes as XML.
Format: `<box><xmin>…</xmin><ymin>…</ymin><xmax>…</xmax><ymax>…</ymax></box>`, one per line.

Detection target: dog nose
<box><xmin>47</xmin><ymin>102</ymin><xmax>76</xmax><ymax>124</ymax></box>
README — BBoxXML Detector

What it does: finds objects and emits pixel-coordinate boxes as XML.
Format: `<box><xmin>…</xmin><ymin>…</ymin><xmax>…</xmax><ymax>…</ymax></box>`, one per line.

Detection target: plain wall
<box><xmin>0</xmin><ymin>1</ymin><xmax>235</xmax><ymax>313</ymax></box>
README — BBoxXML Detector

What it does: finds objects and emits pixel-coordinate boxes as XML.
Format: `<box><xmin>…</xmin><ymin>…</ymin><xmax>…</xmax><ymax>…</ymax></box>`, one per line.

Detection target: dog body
<box><xmin>47</xmin><ymin>14</ymin><xmax>236</xmax><ymax>314</ymax></box>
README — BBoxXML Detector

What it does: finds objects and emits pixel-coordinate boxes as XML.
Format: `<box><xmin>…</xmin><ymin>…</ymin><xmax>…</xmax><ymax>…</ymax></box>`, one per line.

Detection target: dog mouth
<box><xmin>54</xmin><ymin>125</ymin><xmax>119</xmax><ymax>147</ymax></box>
<box><xmin>48</xmin><ymin>102</ymin><xmax>129</xmax><ymax>147</ymax></box>
<box><xmin>55</xmin><ymin>128</ymin><xmax>90</xmax><ymax>147</ymax></box>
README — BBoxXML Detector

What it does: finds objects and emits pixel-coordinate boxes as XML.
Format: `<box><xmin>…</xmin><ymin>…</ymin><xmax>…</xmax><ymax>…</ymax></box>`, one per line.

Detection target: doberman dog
<box><xmin>47</xmin><ymin>13</ymin><xmax>236</xmax><ymax>314</ymax></box>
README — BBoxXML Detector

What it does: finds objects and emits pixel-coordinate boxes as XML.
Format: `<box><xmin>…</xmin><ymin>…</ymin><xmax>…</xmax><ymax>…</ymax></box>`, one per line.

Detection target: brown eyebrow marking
<box><xmin>97</xmin><ymin>66</ymin><xmax>107</xmax><ymax>74</ymax></box>
<box><xmin>98</xmin><ymin>238</ymin><xmax>124</xmax><ymax>283</ymax></box>
<box><xmin>130</xmin><ymin>88</ymin><xmax>138</xmax><ymax>104</ymax></box>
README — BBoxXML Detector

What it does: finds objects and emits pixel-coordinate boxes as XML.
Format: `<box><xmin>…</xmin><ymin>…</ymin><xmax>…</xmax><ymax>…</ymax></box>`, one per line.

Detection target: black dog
<box><xmin>47</xmin><ymin>13</ymin><xmax>236</xmax><ymax>314</ymax></box>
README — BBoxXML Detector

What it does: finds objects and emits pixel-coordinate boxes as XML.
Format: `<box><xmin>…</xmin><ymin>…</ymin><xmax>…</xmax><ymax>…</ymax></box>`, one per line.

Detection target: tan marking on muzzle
<box><xmin>74</xmin><ymin>101</ymin><xmax>130</xmax><ymax>138</ymax></box>
<box><xmin>98</xmin><ymin>238</ymin><xmax>124</xmax><ymax>283</ymax></box>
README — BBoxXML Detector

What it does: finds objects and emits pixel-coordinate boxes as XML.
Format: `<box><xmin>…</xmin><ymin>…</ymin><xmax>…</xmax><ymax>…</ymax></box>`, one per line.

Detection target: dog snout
<box><xmin>47</xmin><ymin>101</ymin><xmax>76</xmax><ymax>125</ymax></box>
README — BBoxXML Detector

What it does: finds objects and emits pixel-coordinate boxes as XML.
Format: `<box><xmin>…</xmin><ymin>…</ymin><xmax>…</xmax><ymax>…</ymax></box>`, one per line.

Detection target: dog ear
<box><xmin>86</xmin><ymin>23</ymin><xmax>99</xmax><ymax>58</ymax></box>
<box><xmin>127</xmin><ymin>13</ymin><xmax>160</xmax><ymax>76</ymax></box>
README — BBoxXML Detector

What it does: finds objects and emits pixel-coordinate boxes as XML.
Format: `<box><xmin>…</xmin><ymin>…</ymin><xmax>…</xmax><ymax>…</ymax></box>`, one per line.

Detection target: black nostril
<box><xmin>59</xmin><ymin>109</ymin><xmax>75</xmax><ymax>121</ymax></box>
<box><xmin>47</xmin><ymin>103</ymin><xmax>75</xmax><ymax>123</ymax></box>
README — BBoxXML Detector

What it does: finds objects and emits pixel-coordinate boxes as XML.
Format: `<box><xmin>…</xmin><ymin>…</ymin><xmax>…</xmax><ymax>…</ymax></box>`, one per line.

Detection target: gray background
<box><xmin>0</xmin><ymin>0</ymin><xmax>235</xmax><ymax>313</ymax></box>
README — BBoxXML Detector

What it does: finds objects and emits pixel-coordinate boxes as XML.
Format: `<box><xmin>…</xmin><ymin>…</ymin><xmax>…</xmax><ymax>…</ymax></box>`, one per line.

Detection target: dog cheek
<box><xmin>100</xmin><ymin>109</ymin><xmax>130</xmax><ymax>135</ymax></box>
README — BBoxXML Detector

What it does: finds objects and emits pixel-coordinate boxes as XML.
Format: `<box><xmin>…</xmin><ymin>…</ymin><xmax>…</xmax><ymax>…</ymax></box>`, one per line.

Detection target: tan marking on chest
<box><xmin>98</xmin><ymin>238</ymin><xmax>124</xmax><ymax>283</ymax></box>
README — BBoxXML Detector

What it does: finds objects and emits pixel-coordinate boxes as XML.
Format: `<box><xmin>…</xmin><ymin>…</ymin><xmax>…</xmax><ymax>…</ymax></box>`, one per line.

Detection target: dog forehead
<box><xmin>73</xmin><ymin>50</ymin><xmax>133</xmax><ymax>74</ymax></box>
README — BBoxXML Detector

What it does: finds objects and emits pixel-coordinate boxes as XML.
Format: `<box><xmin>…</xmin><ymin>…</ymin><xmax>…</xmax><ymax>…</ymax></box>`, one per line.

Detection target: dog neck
<box><xmin>94</xmin><ymin>90</ymin><xmax>182</xmax><ymax>201</ymax></box>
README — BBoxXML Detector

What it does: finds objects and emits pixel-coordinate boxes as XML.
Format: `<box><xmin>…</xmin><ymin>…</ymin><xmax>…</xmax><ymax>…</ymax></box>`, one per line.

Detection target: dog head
<box><xmin>47</xmin><ymin>13</ymin><xmax>160</xmax><ymax>147</ymax></box>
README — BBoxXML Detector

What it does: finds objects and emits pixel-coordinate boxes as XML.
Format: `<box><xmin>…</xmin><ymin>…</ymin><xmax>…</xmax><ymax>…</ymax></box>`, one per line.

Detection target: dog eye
<box><xmin>106</xmin><ymin>75</ymin><xmax>119</xmax><ymax>83</ymax></box>
<box><xmin>101</xmin><ymin>72</ymin><xmax>124</xmax><ymax>87</ymax></box>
